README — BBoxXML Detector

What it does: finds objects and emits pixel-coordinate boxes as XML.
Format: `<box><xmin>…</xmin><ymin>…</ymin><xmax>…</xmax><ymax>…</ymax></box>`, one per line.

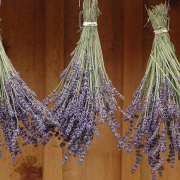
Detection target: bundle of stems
<box><xmin>43</xmin><ymin>0</ymin><xmax>125</xmax><ymax>165</ymax></box>
<box><xmin>0</xmin><ymin>36</ymin><xmax>53</xmax><ymax>161</ymax></box>
<box><xmin>118</xmin><ymin>3</ymin><xmax>180</xmax><ymax>179</ymax></box>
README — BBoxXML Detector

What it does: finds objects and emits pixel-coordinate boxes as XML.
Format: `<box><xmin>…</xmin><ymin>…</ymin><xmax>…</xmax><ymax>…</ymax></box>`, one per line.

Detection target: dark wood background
<box><xmin>0</xmin><ymin>0</ymin><xmax>180</xmax><ymax>180</ymax></box>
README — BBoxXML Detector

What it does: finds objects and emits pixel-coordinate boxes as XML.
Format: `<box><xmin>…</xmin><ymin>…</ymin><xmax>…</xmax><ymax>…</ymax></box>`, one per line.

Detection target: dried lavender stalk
<box><xmin>118</xmin><ymin>3</ymin><xmax>180</xmax><ymax>179</ymax></box>
<box><xmin>43</xmin><ymin>0</ymin><xmax>125</xmax><ymax>165</ymax></box>
<box><xmin>0</xmin><ymin>36</ymin><xmax>53</xmax><ymax>161</ymax></box>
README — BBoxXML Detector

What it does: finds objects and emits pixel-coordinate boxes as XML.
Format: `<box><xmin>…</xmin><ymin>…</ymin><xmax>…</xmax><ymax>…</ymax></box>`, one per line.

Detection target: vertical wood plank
<box><xmin>0</xmin><ymin>0</ymin><xmax>45</xmax><ymax>180</ymax></box>
<box><xmin>0</xmin><ymin>1</ymin><xmax>179</xmax><ymax>180</ymax></box>
<box><xmin>43</xmin><ymin>1</ymin><xmax>64</xmax><ymax>180</ymax></box>
<box><xmin>63</xmin><ymin>0</ymin><xmax>124</xmax><ymax>180</ymax></box>
<box><xmin>122</xmin><ymin>1</ymin><xmax>143</xmax><ymax>180</ymax></box>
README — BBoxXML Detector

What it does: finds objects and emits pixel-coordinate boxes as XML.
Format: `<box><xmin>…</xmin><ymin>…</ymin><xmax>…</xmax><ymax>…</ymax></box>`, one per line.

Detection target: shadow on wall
<box><xmin>2</xmin><ymin>38</ymin><xmax>11</xmax><ymax>54</ymax></box>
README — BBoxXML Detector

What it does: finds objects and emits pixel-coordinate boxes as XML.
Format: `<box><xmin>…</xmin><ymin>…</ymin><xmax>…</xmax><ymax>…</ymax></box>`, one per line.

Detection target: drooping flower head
<box><xmin>43</xmin><ymin>0</ymin><xmax>126</xmax><ymax>165</ymax></box>
<box><xmin>118</xmin><ymin>3</ymin><xmax>180</xmax><ymax>179</ymax></box>
<box><xmin>0</xmin><ymin>36</ymin><xmax>53</xmax><ymax>161</ymax></box>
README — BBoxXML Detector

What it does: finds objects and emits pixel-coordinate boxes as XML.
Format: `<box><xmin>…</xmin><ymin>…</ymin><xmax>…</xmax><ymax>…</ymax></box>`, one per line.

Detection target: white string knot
<box><xmin>154</xmin><ymin>28</ymin><xmax>168</xmax><ymax>35</ymax></box>
<box><xmin>83</xmin><ymin>22</ymin><xmax>98</xmax><ymax>27</ymax></box>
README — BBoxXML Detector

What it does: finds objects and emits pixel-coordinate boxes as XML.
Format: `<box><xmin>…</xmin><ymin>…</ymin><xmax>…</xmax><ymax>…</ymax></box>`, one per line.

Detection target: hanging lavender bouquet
<box><xmin>118</xmin><ymin>3</ymin><xmax>180</xmax><ymax>179</ymax></box>
<box><xmin>0</xmin><ymin>36</ymin><xmax>53</xmax><ymax>162</ymax></box>
<box><xmin>43</xmin><ymin>0</ymin><xmax>125</xmax><ymax>165</ymax></box>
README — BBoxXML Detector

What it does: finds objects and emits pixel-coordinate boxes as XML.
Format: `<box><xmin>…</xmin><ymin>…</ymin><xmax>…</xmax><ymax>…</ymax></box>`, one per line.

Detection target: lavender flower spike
<box><xmin>0</xmin><ymin>36</ymin><xmax>53</xmax><ymax>161</ymax></box>
<box><xmin>43</xmin><ymin>0</ymin><xmax>126</xmax><ymax>165</ymax></box>
<box><xmin>119</xmin><ymin>3</ymin><xmax>180</xmax><ymax>180</ymax></box>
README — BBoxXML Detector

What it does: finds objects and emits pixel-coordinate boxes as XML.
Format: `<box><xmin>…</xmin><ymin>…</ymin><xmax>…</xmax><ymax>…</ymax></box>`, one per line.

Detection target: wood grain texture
<box><xmin>0</xmin><ymin>1</ymin><xmax>45</xmax><ymax>180</ymax></box>
<box><xmin>0</xmin><ymin>1</ymin><xmax>179</xmax><ymax>180</ymax></box>
<box><xmin>43</xmin><ymin>0</ymin><xmax>64</xmax><ymax>180</ymax></box>
<box><xmin>122</xmin><ymin>1</ymin><xmax>143</xmax><ymax>180</ymax></box>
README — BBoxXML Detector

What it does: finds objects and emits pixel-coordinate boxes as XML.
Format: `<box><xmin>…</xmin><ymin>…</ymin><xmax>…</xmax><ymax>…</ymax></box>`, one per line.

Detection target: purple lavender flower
<box><xmin>43</xmin><ymin>0</ymin><xmax>126</xmax><ymax>165</ymax></box>
<box><xmin>118</xmin><ymin>3</ymin><xmax>180</xmax><ymax>179</ymax></box>
<box><xmin>0</xmin><ymin>36</ymin><xmax>54</xmax><ymax>161</ymax></box>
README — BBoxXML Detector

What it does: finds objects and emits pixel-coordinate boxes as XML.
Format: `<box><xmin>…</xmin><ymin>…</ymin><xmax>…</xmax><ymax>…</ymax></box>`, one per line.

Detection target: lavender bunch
<box><xmin>43</xmin><ymin>0</ymin><xmax>125</xmax><ymax>165</ymax></box>
<box><xmin>118</xmin><ymin>3</ymin><xmax>180</xmax><ymax>179</ymax></box>
<box><xmin>0</xmin><ymin>36</ymin><xmax>53</xmax><ymax>161</ymax></box>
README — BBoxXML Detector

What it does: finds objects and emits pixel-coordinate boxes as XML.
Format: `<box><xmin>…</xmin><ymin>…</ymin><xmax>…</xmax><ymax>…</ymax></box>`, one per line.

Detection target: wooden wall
<box><xmin>0</xmin><ymin>0</ymin><xmax>180</xmax><ymax>180</ymax></box>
